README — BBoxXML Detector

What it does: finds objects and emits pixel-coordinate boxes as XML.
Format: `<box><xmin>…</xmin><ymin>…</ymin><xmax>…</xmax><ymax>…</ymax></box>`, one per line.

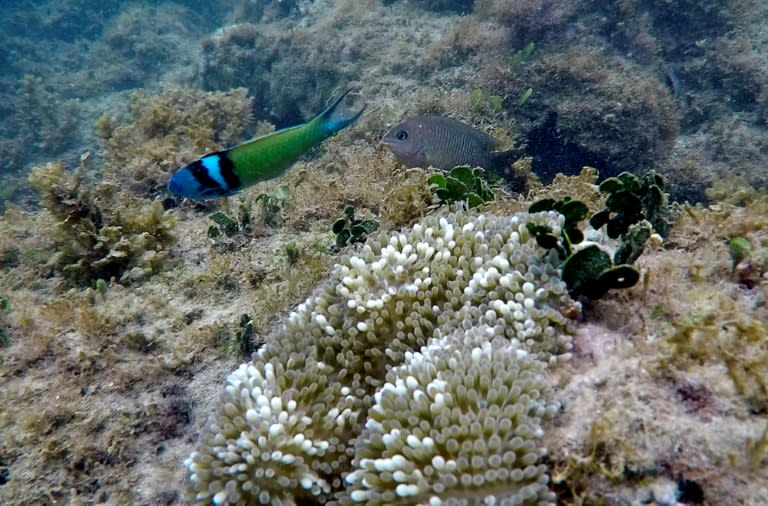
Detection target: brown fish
<box><xmin>382</xmin><ymin>116</ymin><xmax>520</xmax><ymax>174</ymax></box>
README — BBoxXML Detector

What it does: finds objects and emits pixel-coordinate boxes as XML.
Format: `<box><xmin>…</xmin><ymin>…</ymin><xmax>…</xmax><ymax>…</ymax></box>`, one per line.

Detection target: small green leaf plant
<box><xmin>235</xmin><ymin>313</ymin><xmax>257</xmax><ymax>357</ymax></box>
<box><xmin>331</xmin><ymin>206</ymin><xmax>380</xmax><ymax>252</ymax></box>
<box><xmin>428</xmin><ymin>165</ymin><xmax>494</xmax><ymax>208</ymax></box>
<box><xmin>207</xmin><ymin>199</ymin><xmax>253</xmax><ymax>240</ymax></box>
<box><xmin>469</xmin><ymin>88</ymin><xmax>504</xmax><ymax>114</ymax></box>
<box><xmin>560</xmin><ymin>222</ymin><xmax>649</xmax><ymax>299</ymax></box>
<box><xmin>728</xmin><ymin>236</ymin><xmax>752</xmax><ymax>273</ymax></box>
<box><xmin>527</xmin><ymin>174</ymin><xmax>665</xmax><ymax>299</ymax></box>
<box><xmin>282</xmin><ymin>242</ymin><xmax>300</xmax><ymax>266</ymax></box>
<box><xmin>254</xmin><ymin>183</ymin><xmax>289</xmax><ymax>227</ymax></box>
<box><xmin>527</xmin><ymin>197</ymin><xmax>588</xmax><ymax>257</ymax></box>
<box><xmin>510</xmin><ymin>42</ymin><xmax>535</xmax><ymax>70</ymax></box>
<box><xmin>208</xmin><ymin>211</ymin><xmax>244</xmax><ymax>239</ymax></box>
<box><xmin>589</xmin><ymin>171</ymin><xmax>672</xmax><ymax>238</ymax></box>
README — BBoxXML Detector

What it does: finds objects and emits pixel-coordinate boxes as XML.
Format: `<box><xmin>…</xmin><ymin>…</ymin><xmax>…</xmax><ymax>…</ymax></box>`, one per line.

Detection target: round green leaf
<box><xmin>466</xmin><ymin>193</ymin><xmax>484</xmax><ymax>208</ymax></box>
<box><xmin>589</xmin><ymin>209</ymin><xmax>611</xmax><ymax>230</ymax></box>
<box><xmin>358</xmin><ymin>219</ymin><xmax>380</xmax><ymax>234</ymax></box>
<box><xmin>332</xmin><ymin>218</ymin><xmax>347</xmax><ymax>234</ymax></box>
<box><xmin>729</xmin><ymin>236</ymin><xmax>752</xmax><ymax>266</ymax></box>
<box><xmin>529</xmin><ymin>198</ymin><xmax>556</xmax><ymax>213</ymax></box>
<box><xmin>650</xmin><ymin>172</ymin><xmax>665</xmax><ymax>188</ymax></box>
<box><xmin>606</xmin><ymin>191</ymin><xmax>642</xmax><ymax>215</ymax></box>
<box><xmin>449</xmin><ymin>166</ymin><xmax>476</xmax><ymax>187</ymax></box>
<box><xmin>647</xmin><ymin>184</ymin><xmax>665</xmax><ymax>209</ymax></box>
<box><xmin>598</xmin><ymin>177</ymin><xmax>623</xmax><ymax>194</ymax></box>
<box><xmin>617</xmin><ymin>172</ymin><xmax>641</xmax><ymax>193</ymax></box>
<box><xmin>564</xmin><ymin>227</ymin><xmax>584</xmax><ymax>245</ymax></box>
<box><xmin>435</xmin><ymin>188</ymin><xmax>452</xmax><ymax>202</ymax></box>
<box><xmin>335</xmin><ymin>229</ymin><xmax>351</xmax><ymax>248</ymax></box>
<box><xmin>598</xmin><ymin>264</ymin><xmax>640</xmax><ymax>289</ymax></box>
<box><xmin>560</xmin><ymin>199</ymin><xmax>589</xmax><ymax>225</ymax></box>
<box><xmin>445</xmin><ymin>176</ymin><xmax>468</xmax><ymax>199</ymax></box>
<box><xmin>606</xmin><ymin>217</ymin><xmax>630</xmax><ymax>239</ymax></box>
<box><xmin>562</xmin><ymin>245</ymin><xmax>612</xmax><ymax>296</ymax></box>
<box><xmin>535</xmin><ymin>233</ymin><xmax>559</xmax><ymax>249</ymax></box>
<box><xmin>350</xmin><ymin>224</ymin><xmax>368</xmax><ymax>237</ymax></box>
<box><xmin>427</xmin><ymin>173</ymin><xmax>447</xmax><ymax>188</ymax></box>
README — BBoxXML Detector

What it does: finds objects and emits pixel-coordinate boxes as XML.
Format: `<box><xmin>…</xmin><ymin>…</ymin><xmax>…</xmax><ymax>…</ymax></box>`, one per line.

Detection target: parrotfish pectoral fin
<box><xmin>316</xmin><ymin>89</ymin><xmax>367</xmax><ymax>135</ymax></box>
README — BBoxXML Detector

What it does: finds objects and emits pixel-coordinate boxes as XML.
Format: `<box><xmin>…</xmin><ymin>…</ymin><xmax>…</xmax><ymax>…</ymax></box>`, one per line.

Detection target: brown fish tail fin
<box><xmin>488</xmin><ymin>148</ymin><xmax>524</xmax><ymax>174</ymax></box>
<box><xmin>488</xmin><ymin>148</ymin><xmax>528</xmax><ymax>192</ymax></box>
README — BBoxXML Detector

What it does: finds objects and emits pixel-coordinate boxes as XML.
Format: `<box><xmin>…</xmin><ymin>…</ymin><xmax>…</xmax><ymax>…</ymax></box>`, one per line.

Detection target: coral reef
<box><xmin>88</xmin><ymin>4</ymin><xmax>202</xmax><ymax>91</ymax></box>
<box><xmin>382</xmin><ymin>0</ymin><xmax>475</xmax><ymax>15</ymax></box>
<box><xmin>18</xmin><ymin>74</ymin><xmax>81</xmax><ymax>154</ymax></box>
<box><xmin>197</xmin><ymin>20</ymin><xmax>349</xmax><ymax>124</ymax></box>
<box><xmin>0</xmin><ymin>1</ymin><xmax>217</xmax><ymax>199</ymax></box>
<box><xmin>185</xmin><ymin>211</ymin><xmax>576</xmax><ymax>504</ymax></box>
<box><xmin>488</xmin><ymin>47</ymin><xmax>680</xmax><ymax>182</ymax></box>
<box><xmin>1</xmin><ymin>0</ymin><xmax>768</xmax><ymax>504</ymax></box>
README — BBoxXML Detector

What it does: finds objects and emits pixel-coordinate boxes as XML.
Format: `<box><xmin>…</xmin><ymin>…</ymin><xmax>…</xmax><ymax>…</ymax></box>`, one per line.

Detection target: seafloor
<box><xmin>1</xmin><ymin>0</ymin><xmax>767</xmax><ymax>505</ymax></box>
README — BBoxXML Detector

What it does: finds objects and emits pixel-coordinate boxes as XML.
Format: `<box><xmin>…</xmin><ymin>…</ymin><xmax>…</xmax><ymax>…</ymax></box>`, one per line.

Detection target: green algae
<box><xmin>27</xmin><ymin>155</ymin><xmax>176</xmax><ymax>286</ymax></box>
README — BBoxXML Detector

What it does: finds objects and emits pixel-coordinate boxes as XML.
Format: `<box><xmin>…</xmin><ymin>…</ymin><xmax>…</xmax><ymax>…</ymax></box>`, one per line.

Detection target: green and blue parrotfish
<box><xmin>168</xmin><ymin>90</ymin><xmax>365</xmax><ymax>200</ymax></box>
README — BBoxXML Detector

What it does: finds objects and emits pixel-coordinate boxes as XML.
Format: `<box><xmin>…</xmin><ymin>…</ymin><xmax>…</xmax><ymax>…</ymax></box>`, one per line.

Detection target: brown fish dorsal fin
<box><xmin>426</xmin><ymin>116</ymin><xmax>499</xmax><ymax>150</ymax></box>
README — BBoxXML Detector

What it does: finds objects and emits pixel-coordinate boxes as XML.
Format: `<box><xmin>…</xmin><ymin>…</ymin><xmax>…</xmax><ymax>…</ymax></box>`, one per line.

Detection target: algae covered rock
<box><xmin>28</xmin><ymin>156</ymin><xmax>176</xmax><ymax>285</ymax></box>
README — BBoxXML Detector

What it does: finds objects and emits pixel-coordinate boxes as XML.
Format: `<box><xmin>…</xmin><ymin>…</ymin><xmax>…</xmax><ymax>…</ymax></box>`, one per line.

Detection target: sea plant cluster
<box><xmin>428</xmin><ymin>165</ymin><xmax>495</xmax><ymax>208</ymax></box>
<box><xmin>525</xmin><ymin>171</ymin><xmax>670</xmax><ymax>299</ymax></box>
<box><xmin>331</xmin><ymin>205</ymin><xmax>380</xmax><ymax>251</ymax></box>
<box><xmin>254</xmin><ymin>184</ymin><xmax>291</xmax><ymax>228</ymax></box>
<box><xmin>590</xmin><ymin>171</ymin><xmax>671</xmax><ymax>238</ymax></box>
<box><xmin>208</xmin><ymin>211</ymin><xmax>250</xmax><ymax>240</ymax></box>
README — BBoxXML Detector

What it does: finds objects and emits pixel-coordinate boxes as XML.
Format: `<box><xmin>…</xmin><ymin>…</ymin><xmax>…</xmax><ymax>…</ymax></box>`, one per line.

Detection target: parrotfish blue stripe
<box><xmin>184</xmin><ymin>153</ymin><xmax>242</xmax><ymax>196</ymax></box>
<box><xmin>200</xmin><ymin>155</ymin><xmax>229</xmax><ymax>191</ymax></box>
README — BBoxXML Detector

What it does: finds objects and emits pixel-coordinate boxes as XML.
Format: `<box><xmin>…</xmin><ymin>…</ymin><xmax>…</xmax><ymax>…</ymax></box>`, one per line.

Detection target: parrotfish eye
<box><xmin>395</xmin><ymin>129</ymin><xmax>408</xmax><ymax>141</ymax></box>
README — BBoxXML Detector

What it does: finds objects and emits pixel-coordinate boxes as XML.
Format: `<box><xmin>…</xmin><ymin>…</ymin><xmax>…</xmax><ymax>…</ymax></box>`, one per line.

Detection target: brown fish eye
<box><xmin>395</xmin><ymin>130</ymin><xmax>408</xmax><ymax>141</ymax></box>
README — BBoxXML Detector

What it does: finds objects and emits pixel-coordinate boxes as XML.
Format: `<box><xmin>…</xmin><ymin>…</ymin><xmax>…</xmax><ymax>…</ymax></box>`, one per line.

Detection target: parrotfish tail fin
<box><xmin>316</xmin><ymin>89</ymin><xmax>367</xmax><ymax>135</ymax></box>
